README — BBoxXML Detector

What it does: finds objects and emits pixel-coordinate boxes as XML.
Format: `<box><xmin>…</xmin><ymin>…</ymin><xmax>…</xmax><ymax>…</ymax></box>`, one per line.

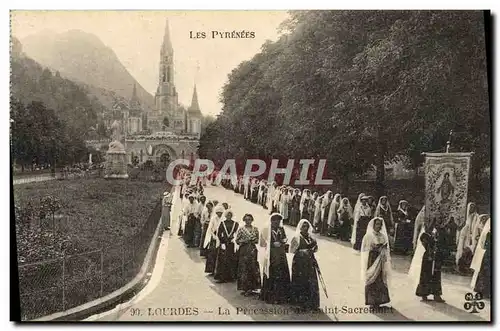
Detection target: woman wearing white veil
<box><xmin>199</xmin><ymin>201</ymin><xmax>214</xmax><ymax>257</ymax></box>
<box><xmin>412</xmin><ymin>206</ymin><xmax>425</xmax><ymax>251</ymax></box>
<box><xmin>353</xmin><ymin>193</ymin><xmax>365</xmax><ymax>219</ymax></box>
<box><xmin>214</xmin><ymin>209</ymin><xmax>239</xmax><ymax>283</ymax></box>
<box><xmin>170</xmin><ymin>185</ymin><xmax>182</xmax><ymax>232</ymax></box>
<box><xmin>259</xmin><ymin>213</ymin><xmax>291</xmax><ymax>304</ymax></box>
<box><xmin>393</xmin><ymin>200</ymin><xmax>413</xmax><ymax>254</ymax></box>
<box><xmin>300</xmin><ymin>189</ymin><xmax>312</xmax><ymax>221</ymax></box>
<box><xmin>455</xmin><ymin>203</ymin><xmax>478</xmax><ymax>273</ymax></box>
<box><xmin>290</xmin><ymin>219</ymin><xmax>320</xmax><ymax>310</ymax></box>
<box><xmin>337</xmin><ymin>197</ymin><xmax>354</xmax><ymax>241</ymax></box>
<box><xmin>312</xmin><ymin>193</ymin><xmax>323</xmax><ymax>233</ymax></box>
<box><xmin>408</xmin><ymin>220</ymin><xmax>446</xmax><ymax>302</ymax></box>
<box><xmin>470</xmin><ymin>214</ymin><xmax>490</xmax><ymax>267</ymax></box>
<box><xmin>289</xmin><ymin>188</ymin><xmax>302</xmax><ymax>227</ymax></box>
<box><xmin>361</xmin><ymin>217</ymin><xmax>392</xmax><ymax>307</ymax></box>
<box><xmin>352</xmin><ymin>195</ymin><xmax>372</xmax><ymax>251</ymax></box>
<box><xmin>470</xmin><ymin>216</ymin><xmax>490</xmax><ymax>297</ymax></box>
<box><xmin>320</xmin><ymin>191</ymin><xmax>333</xmax><ymax>235</ymax></box>
<box><xmin>266</xmin><ymin>181</ymin><xmax>276</xmax><ymax>211</ymax></box>
<box><xmin>327</xmin><ymin>193</ymin><xmax>341</xmax><ymax>237</ymax></box>
<box><xmin>235</xmin><ymin>214</ymin><xmax>261</xmax><ymax>296</ymax></box>
<box><xmin>204</xmin><ymin>206</ymin><xmax>225</xmax><ymax>275</ymax></box>
<box><xmin>471</xmin><ymin>214</ymin><xmax>488</xmax><ymax>253</ymax></box>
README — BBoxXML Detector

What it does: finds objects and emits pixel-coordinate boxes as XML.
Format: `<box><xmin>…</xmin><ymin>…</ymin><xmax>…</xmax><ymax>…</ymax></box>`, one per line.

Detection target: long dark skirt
<box><xmin>291</xmin><ymin>251</ymin><xmax>320</xmax><ymax>309</ymax></box>
<box><xmin>416</xmin><ymin>253</ymin><xmax>443</xmax><ymax>297</ymax></box>
<box><xmin>457</xmin><ymin>247</ymin><xmax>473</xmax><ymax>274</ymax></box>
<box><xmin>301</xmin><ymin>211</ymin><xmax>311</xmax><ymax>223</ymax></box>
<box><xmin>290</xmin><ymin>207</ymin><xmax>300</xmax><ymax>227</ymax></box>
<box><xmin>200</xmin><ymin>223</ymin><xmax>209</xmax><ymax>257</ymax></box>
<box><xmin>260</xmin><ymin>247</ymin><xmax>291</xmax><ymax>304</ymax></box>
<box><xmin>365</xmin><ymin>250</ymin><xmax>390</xmax><ymax>306</ymax></box>
<box><xmin>193</xmin><ymin>218</ymin><xmax>202</xmax><ymax>247</ymax></box>
<box><xmin>354</xmin><ymin>216</ymin><xmax>370</xmax><ymax>251</ymax></box>
<box><xmin>183</xmin><ymin>215</ymin><xmax>196</xmax><ymax>246</ymax></box>
<box><xmin>394</xmin><ymin>222</ymin><xmax>414</xmax><ymax>254</ymax></box>
<box><xmin>205</xmin><ymin>239</ymin><xmax>218</xmax><ymax>274</ymax></box>
<box><xmin>338</xmin><ymin>220</ymin><xmax>352</xmax><ymax>242</ymax></box>
<box><xmin>237</xmin><ymin>244</ymin><xmax>261</xmax><ymax>292</ymax></box>
<box><xmin>321</xmin><ymin>208</ymin><xmax>330</xmax><ymax>235</ymax></box>
<box><xmin>251</xmin><ymin>189</ymin><xmax>258</xmax><ymax>203</ymax></box>
<box><xmin>214</xmin><ymin>243</ymin><xmax>238</xmax><ymax>282</ymax></box>
<box><xmin>474</xmin><ymin>242</ymin><xmax>491</xmax><ymax>298</ymax></box>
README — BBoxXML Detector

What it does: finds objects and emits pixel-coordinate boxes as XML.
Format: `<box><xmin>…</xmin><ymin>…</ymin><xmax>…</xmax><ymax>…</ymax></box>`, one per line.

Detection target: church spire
<box><xmin>188</xmin><ymin>84</ymin><xmax>201</xmax><ymax>115</ymax></box>
<box><xmin>130</xmin><ymin>83</ymin><xmax>140</xmax><ymax>109</ymax></box>
<box><xmin>162</xmin><ymin>18</ymin><xmax>173</xmax><ymax>54</ymax></box>
<box><xmin>191</xmin><ymin>85</ymin><xmax>200</xmax><ymax>110</ymax></box>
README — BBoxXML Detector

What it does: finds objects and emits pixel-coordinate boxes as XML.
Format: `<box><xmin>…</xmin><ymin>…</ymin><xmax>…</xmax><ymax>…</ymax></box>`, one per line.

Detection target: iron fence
<box><xmin>17</xmin><ymin>200</ymin><xmax>162</xmax><ymax>321</ymax></box>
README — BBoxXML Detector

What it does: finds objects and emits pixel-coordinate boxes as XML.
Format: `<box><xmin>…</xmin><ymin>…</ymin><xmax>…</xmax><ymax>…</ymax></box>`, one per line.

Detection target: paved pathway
<box><xmin>87</xmin><ymin>185</ymin><xmax>490</xmax><ymax>322</ymax></box>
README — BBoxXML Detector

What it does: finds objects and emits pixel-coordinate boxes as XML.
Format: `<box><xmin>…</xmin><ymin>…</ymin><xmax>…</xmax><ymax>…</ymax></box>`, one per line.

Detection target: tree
<box><xmin>11</xmin><ymin>99</ymin><xmax>91</xmax><ymax>170</ymax></box>
<box><xmin>198</xmin><ymin>10</ymin><xmax>490</xmax><ymax>194</ymax></box>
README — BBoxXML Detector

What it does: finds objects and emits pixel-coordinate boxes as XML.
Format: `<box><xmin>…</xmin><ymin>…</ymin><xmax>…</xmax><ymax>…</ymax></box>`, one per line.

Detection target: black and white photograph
<box><xmin>9</xmin><ymin>9</ymin><xmax>492</xmax><ymax>322</ymax></box>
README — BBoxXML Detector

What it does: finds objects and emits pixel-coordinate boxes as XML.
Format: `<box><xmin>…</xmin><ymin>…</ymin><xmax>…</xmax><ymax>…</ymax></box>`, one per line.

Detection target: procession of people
<box><xmin>161</xmin><ymin>169</ymin><xmax>491</xmax><ymax>312</ymax></box>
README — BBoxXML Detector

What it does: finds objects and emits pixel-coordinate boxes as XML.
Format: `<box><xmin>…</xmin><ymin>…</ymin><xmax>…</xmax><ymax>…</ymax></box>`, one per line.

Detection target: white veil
<box><xmin>299</xmin><ymin>189</ymin><xmax>310</xmax><ymax>214</ymax></box>
<box><xmin>353</xmin><ymin>193</ymin><xmax>365</xmax><ymax>218</ymax></box>
<box><xmin>170</xmin><ymin>185</ymin><xmax>182</xmax><ymax>229</ymax></box>
<box><xmin>470</xmin><ymin>217</ymin><xmax>491</xmax><ymax>288</ymax></box>
<box><xmin>327</xmin><ymin>193</ymin><xmax>341</xmax><ymax>226</ymax></box>
<box><xmin>412</xmin><ymin>206</ymin><xmax>425</xmax><ymax>250</ymax></box>
<box><xmin>360</xmin><ymin>217</ymin><xmax>391</xmax><ymax>287</ymax></box>
<box><xmin>456</xmin><ymin>204</ymin><xmax>476</xmax><ymax>264</ymax></box>
<box><xmin>352</xmin><ymin>194</ymin><xmax>368</xmax><ymax>246</ymax></box>
<box><xmin>203</xmin><ymin>205</ymin><xmax>224</xmax><ymax>249</ymax></box>
<box><xmin>290</xmin><ymin>219</ymin><xmax>314</xmax><ymax>254</ymax></box>
<box><xmin>408</xmin><ymin>225</ymin><xmax>426</xmax><ymax>291</ymax></box>
<box><xmin>260</xmin><ymin>213</ymin><xmax>283</xmax><ymax>278</ymax></box>
<box><xmin>375</xmin><ymin>196</ymin><xmax>393</xmax><ymax>224</ymax></box>
<box><xmin>471</xmin><ymin>213</ymin><xmax>488</xmax><ymax>250</ymax></box>
<box><xmin>337</xmin><ymin>197</ymin><xmax>353</xmax><ymax>219</ymax></box>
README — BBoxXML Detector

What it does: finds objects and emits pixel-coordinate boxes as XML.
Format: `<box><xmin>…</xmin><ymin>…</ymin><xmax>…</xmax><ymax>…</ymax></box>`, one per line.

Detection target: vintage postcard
<box><xmin>10</xmin><ymin>10</ymin><xmax>491</xmax><ymax>322</ymax></box>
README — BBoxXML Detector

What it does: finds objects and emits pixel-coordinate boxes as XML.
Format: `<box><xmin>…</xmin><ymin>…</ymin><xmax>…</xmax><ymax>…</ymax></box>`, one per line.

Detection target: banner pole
<box><xmin>446</xmin><ymin>130</ymin><xmax>453</xmax><ymax>153</ymax></box>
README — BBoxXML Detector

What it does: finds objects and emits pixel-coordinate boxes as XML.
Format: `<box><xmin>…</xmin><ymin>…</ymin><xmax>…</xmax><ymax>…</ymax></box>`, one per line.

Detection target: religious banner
<box><xmin>423</xmin><ymin>152</ymin><xmax>472</xmax><ymax>228</ymax></box>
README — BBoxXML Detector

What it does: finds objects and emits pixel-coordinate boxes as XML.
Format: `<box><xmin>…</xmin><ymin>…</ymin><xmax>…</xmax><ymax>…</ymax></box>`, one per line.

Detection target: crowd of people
<box><xmin>161</xmin><ymin>170</ymin><xmax>491</xmax><ymax>312</ymax></box>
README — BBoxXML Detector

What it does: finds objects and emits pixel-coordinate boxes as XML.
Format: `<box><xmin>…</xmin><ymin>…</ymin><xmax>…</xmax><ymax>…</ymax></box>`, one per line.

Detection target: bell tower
<box><xmin>151</xmin><ymin>18</ymin><xmax>179</xmax><ymax>133</ymax></box>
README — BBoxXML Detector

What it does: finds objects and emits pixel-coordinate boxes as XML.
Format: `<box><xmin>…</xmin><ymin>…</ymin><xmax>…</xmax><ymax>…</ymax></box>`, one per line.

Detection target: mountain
<box><xmin>20</xmin><ymin>29</ymin><xmax>154</xmax><ymax>112</ymax></box>
<box><xmin>10</xmin><ymin>36</ymin><xmax>108</xmax><ymax>140</ymax></box>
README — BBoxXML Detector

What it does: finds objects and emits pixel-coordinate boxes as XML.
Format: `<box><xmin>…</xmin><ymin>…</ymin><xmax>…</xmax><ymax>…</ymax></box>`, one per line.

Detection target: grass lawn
<box><xmin>14</xmin><ymin>178</ymin><xmax>169</xmax><ymax>263</ymax></box>
<box><xmin>14</xmin><ymin>178</ymin><xmax>170</xmax><ymax>320</ymax></box>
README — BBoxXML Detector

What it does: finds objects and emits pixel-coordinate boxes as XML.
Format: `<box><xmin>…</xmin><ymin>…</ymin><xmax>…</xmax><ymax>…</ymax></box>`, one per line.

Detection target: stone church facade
<box><xmin>113</xmin><ymin>19</ymin><xmax>202</xmax><ymax>138</ymax></box>
<box><xmin>146</xmin><ymin>19</ymin><xmax>202</xmax><ymax>136</ymax></box>
<box><xmin>92</xmin><ymin>19</ymin><xmax>202</xmax><ymax>166</ymax></box>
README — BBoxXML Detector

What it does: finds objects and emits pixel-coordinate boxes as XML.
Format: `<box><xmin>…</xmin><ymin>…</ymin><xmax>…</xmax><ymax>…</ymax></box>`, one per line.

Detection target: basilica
<box><xmin>115</xmin><ymin>19</ymin><xmax>202</xmax><ymax>138</ymax></box>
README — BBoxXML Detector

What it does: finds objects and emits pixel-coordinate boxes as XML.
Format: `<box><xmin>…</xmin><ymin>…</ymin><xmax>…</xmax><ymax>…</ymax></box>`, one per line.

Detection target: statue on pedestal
<box><xmin>104</xmin><ymin>120</ymin><xmax>129</xmax><ymax>179</ymax></box>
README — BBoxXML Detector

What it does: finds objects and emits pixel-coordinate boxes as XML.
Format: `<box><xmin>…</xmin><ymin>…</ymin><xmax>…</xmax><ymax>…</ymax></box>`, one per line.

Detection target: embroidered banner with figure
<box><xmin>424</xmin><ymin>152</ymin><xmax>472</xmax><ymax>228</ymax></box>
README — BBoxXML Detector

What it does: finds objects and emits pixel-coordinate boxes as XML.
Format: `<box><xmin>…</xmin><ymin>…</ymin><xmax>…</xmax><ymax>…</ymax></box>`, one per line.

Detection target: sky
<box><xmin>10</xmin><ymin>10</ymin><xmax>290</xmax><ymax>116</ymax></box>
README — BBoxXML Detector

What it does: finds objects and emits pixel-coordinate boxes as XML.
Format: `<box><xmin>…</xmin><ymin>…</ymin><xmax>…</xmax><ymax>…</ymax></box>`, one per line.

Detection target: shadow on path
<box><xmin>422</xmin><ymin>301</ymin><xmax>488</xmax><ymax>322</ymax></box>
<box><xmin>373</xmin><ymin>307</ymin><xmax>413</xmax><ymax>321</ymax></box>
